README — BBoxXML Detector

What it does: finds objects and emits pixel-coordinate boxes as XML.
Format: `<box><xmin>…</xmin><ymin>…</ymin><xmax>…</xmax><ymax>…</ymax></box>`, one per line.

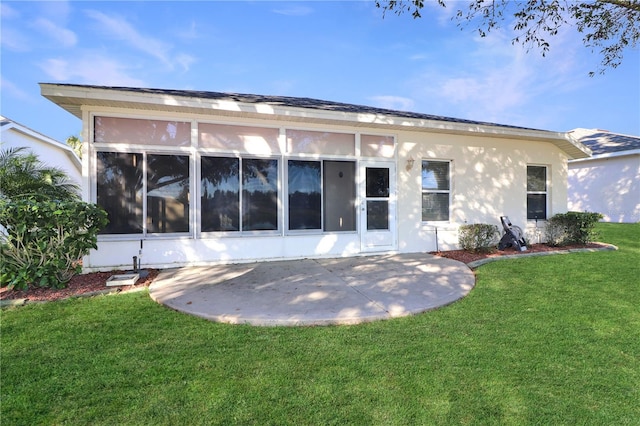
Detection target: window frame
<box><xmin>199</xmin><ymin>155</ymin><xmax>281</xmax><ymax>235</ymax></box>
<box><xmin>94</xmin><ymin>149</ymin><xmax>193</xmax><ymax>238</ymax></box>
<box><xmin>526</xmin><ymin>165</ymin><xmax>549</xmax><ymax>221</ymax></box>
<box><xmin>421</xmin><ymin>159</ymin><xmax>452</xmax><ymax>223</ymax></box>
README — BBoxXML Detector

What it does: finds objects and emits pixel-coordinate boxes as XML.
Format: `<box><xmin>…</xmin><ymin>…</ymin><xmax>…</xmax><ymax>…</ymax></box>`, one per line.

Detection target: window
<box><xmin>323</xmin><ymin>161</ymin><xmax>356</xmax><ymax>232</ymax></box>
<box><xmin>365</xmin><ymin>167</ymin><xmax>390</xmax><ymax>230</ymax></box>
<box><xmin>94</xmin><ymin>116</ymin><xmax>191</xmax><ymax>146</ymax></box>
<box><xmin>422</xmin><ymin>160</ymin><xmax>450</xmax><ymax>221</ymax></box>
<box><xmin>200</xmin><ymin>157</ymin><xmax>278</xmax><ymax>232</ymax></box>
<box><xmin>96</xmin><ymin>152</ymin><xmax>143</xmax><ymax>234</ymax></box>
<box><xmin>286</xmin><ymin>160</ymin><xmax>357</xmax><ymax>232</ymax></box>
<box><xmin>201</xmin><ymin>157</ymin><xmax>240</xmax><ymax>232</ymax></box>
<box><xmin>286</xmin><ymin>129</ymin><xmax>355</xmax><ymax>156</ymax></box>
<box><xmin>288</xmin><ymin>160</ymin><xmax>322</xmax><ymax>230</ymax></box>
<box><xmin>96</xmin><ymin>152</ymin><xmax>190</xmax><ymax>235</ymax></box>
<box><xmin>146</xmin><ymin>154</ymin><xmax>190</xmax><ymax>233</ymax></box>
<box><xmin>242</xmin><ymin>159</ymin><xmax>279</xmax><ymax>231</ymax></box>
<box><xmin>527</xmin><ymin>165</ymin><xmax>547</xmax><ymax>220</ymax></box>
<box><xmin>201</xmin><ymin>157</ymin><xmax>279</xmax><ymax>232</ymax></box>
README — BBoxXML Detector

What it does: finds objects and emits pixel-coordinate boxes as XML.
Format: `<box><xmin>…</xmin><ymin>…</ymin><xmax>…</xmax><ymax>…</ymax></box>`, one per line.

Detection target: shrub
<box><xmin>0</xmin><ymin>199</ymin><xmax>108</xmax><ymax>290</ymax></box>
<box><xmin>544</xmin><ymin>211</ymin><xmax>604</xmax><ymax>246</ymax></box>
<box><xmin>459</xmin><ymin>223</ymin><xmax>500</xmax><ymax>253</ymax></box>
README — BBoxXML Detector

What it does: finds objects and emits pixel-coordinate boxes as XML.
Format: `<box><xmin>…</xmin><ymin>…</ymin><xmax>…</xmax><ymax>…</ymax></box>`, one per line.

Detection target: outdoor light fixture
<box><xmin>405</xmin><ymin>156</ymin><xmax>415</xmax><ymax>171</ymax></box>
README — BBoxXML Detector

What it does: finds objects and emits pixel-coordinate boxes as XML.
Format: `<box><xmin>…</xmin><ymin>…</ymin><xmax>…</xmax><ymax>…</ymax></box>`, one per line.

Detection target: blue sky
<box><xmin>2</xmin><ymin>0</ymin><xmax>639</xmax><ymax>143</ymax></box>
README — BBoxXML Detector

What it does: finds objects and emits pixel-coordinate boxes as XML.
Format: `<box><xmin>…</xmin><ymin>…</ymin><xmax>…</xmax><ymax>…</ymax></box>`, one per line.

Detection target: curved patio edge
<box><xmin>466</xmin><ymin>243</ymin><xmax>618</xmax><ymax>269</ymax></box>
<box><xmin>149</xmin><ymin>253</ymin><xmax>476</xmax><ymax>326</ymax></box>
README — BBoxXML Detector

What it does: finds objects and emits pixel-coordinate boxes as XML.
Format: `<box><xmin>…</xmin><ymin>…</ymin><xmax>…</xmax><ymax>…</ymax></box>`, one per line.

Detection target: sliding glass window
<box><xmin>201</xmin><ymin>157</ymin><xmax>279</xmax><ymax>232</ymax></box>
<box><xmin>146</xmin><ymin>154</ymin><xmax>190</xmax><ymax>233</ymax></box>
<box><xmin>201</xmin><ymin>157</ymin><xmax>240</xmax><ymax>231</ymax></box>
<box><xmin>288</xmin><ymin>160</ymin><xmax>322</xmax><ymax>230</ymax></box>
<box><xmin>96</xmin><ymin>152</ymin><xmax>190</xmax><ymax>235</ymax></box>
<box><xmin>286</xmin><ymin>160</ymin><xmax>356</xmax><ymax>232</ymax></box>
<box><xmin>96</xmin><ymin>152</ymin><xmax>143</xmax><ymax>234</ymax></box>
<box><xmin>242</xmin><ymin>159</ymin><xmax>279</xmax><ymax>231</ymax></box>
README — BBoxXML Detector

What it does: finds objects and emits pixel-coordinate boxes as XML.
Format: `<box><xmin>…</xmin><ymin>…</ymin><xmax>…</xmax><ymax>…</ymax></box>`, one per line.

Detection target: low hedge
<box><xmin>459</xmin><ymin>223</ymin><xmax>500</xmax><ymax>253</ymax></box>
<box><xmin>544</xmin><ymin>211</ymin><xmax>603</xmax><ymax>246</ymax></box>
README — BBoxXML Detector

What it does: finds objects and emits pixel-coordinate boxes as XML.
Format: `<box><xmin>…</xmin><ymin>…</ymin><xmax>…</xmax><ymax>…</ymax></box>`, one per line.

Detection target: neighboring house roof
<box><xmin>0</xmin><ymin>115</ymin><xmax>82</xmax><ymax>172</ymax></box>
<box><xmin>568</xmin><ymin>128</ymin><xmax>640</xmax><ymax>161</ymax></box>
<box><xmin>40</xmin><ymin>83</ymin><xmax>592</xmax><ymax>159</ymax></box>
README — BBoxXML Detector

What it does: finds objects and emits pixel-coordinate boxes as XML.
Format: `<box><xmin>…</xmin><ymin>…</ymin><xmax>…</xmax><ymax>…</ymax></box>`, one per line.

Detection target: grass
<box><xmin>1</xmin><ymin>223</ymin><xmax>639</xmax><ymax>425</ymax></box>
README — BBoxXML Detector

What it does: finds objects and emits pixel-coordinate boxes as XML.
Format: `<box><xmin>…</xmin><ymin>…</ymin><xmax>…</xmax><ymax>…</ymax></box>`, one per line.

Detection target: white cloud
<box><xmin>0</xmin><ymin>77</ymin><xmax>34</xmax><ymax>102</ymax></box>
<box><xmin>39</xmin><ymin>54</ymin><xmax>146</xmax><ymax>87</ymax></box>
<box><xmin>0</xmin><ymin>3</ymin><xmax>20</xmax><ymax>19</ymax></box>
<box><xmin>369</xmin><ymin>95</ymin><xmax>415</xmax><ymax>111</ymax></box>
<box><xmin>410</xmin><ymin>25</ymin><xmax>588</xmax><ymax>128</ymax></box>
<box><xmin>176</xmin><ymin>53</ymin><xmax>196</xmax><ymax>73</ymax></box>
<box><xmin>272</xmin><ymin>6</ymin><xmax>314</xmax><ymax>16</ymax></box>
<box><xmin>0</xmin><ymin>27</ymin><xmax>31</xmax><ymax>51</ymax></box>
<box><xmin>177</xmin><ymin>21</ymin><xmax>199</xmax><ymax>40</ymax></box>
<box><xmin>32</xmin><ymin>18</ymin><xmax>77</xmax><ymax>48</ymax></box>
<box><xmin>84</xmin><ymin>9</ymin><xmax>173</xmax><ymax>67</ymax></box>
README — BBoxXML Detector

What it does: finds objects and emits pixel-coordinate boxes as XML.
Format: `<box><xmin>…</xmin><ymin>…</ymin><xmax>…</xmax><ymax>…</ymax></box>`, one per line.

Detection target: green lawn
<box><xmin>1</xmin><ymin>223</ymin><xmax>638</xmax><ymax>425</ymax></box>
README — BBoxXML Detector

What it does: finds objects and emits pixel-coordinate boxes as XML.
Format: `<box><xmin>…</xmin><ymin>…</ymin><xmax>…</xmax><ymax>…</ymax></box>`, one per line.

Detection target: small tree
<box><xmin>0</xmin><ymin>147</ymin><xmax>80</xmax><ymax>202</ymax></box>
<box><xmin>66</xmin><ymin>135</ymin><xmax>82</xmax><ymax>159</ymax></box>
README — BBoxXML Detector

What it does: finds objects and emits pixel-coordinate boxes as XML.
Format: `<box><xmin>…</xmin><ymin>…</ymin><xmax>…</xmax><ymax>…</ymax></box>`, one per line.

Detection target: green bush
<box><xmin>459</xmin><ymin>223</ymin><xmax>500</xmax><ymax>253</ymax></box>
<box><xmin>544</xmin><ymin>211</ymin><xmax>603</xmax><ymax>246</ymax></box>
<box><xmin>0</xmin><ymin>199</ymin><xmax>108</xmax><ymax>290</ymax></box>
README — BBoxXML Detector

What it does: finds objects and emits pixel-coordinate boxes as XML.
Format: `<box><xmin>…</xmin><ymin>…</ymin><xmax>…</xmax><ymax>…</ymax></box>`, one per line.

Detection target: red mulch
<box><xmin>431</xmin><ymin>242</ymin><xmax>607</xmax><ymax>264</ymax></box>
<box><xmin>1</xmin><ymin>242</ymin><xmax>607</xmax><ymax>303</ymax></box>
<box><xmin>0</xmin><ymin>269</ymin><xmax>159</xmax><ymax>303</ymax></box>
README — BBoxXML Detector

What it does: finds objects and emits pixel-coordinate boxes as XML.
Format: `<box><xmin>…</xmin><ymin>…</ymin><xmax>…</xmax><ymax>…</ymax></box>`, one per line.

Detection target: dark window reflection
<box><xmin>201</xmin><ymin>157</ymin><xmax>240</xmax><ymax>231</ymax></box>
<box><xmin>242</xmin><ymin>159</ymin><xmax>278</xmax><ymax>231</ymax></box>
<box><xmin>527</xmin><ymin>166</ymin><xmax>546</xmax><ymax>192</ymax></box>
<box><xmin>422</xmin><ymin>193</ymin><xmax>449</xmax><ymax>221</ymax></box>
<box><xmin>366</xmin><ymin>168</ymin><xmax>389</xmax><ymax>198</ymax></box>
<box><xmin>147</xmin><ymin>154</ymin><xmax>190</xmax><ymax>233</ymax></box>
<box><xmin>323</xmin><ymin>161</ymin><xmax>356</xmax><ymax>232</ymax></box>
<box><xmin>288</xmin><ymin>160</ymin><xmax>321</xmax><ymax>230</ymax></box>
<box><xmin>96</xmin><ymin>152</ymin><xmax>143</xmax><ymax>234</ymax></box>
<box><xmin>367</xmin><ymin>201</ymin><xmax>389</xmax><ymax>230</ymax></box>
<box><xmin>527</xmin><ymin>194</ymin><xmax>547</xmax><ymax>220</ymax></box>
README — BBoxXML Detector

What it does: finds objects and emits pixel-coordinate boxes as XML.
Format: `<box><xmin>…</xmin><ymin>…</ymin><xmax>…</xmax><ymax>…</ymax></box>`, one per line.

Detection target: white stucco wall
<box><xmin>1</xmin><ymin>126</ymin><xmax>81</xmax><ymax>186</ymax></box>
<box><xmin>78</xmin><ymin>107</ymin><xmax>572</xmax><ymax>271</ymax></box>
<box><xmin>397</xmin><ymin>131</ymin><xmax>568</xmax><ymax>252</ymax></box>
<box><xmin>568</xmin><ymin>153</ymin><xmax>640</xmax><ymax>223</ymax></box>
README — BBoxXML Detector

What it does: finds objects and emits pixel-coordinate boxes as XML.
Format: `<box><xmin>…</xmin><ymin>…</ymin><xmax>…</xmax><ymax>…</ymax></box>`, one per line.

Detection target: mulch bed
<box><xmin>1</xmin><ymin>242</ymin><xmax>607</xmax><ymax>303</ymax></box>
<box><xmin>0</xmin><ymin>269</ymin><xmax>159</xmax><ymax>303</ymax></box>
<box><xmin>431</xmin><ymin>242</ymin><xmax>607</xmax><ymax>264</ymax></box>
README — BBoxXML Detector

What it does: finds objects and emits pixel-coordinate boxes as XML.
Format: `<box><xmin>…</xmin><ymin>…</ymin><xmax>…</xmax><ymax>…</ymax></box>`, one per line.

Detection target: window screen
<box><xmin>527</xmin><ymin>166</ymin><xmax>547</xmax><ymax>220</ymax></box>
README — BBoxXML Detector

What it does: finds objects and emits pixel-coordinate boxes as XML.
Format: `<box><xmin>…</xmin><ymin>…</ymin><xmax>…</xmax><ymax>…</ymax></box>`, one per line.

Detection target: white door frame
<box><xmin>359</xmin><ymin>160</ymin><xmax>397</xmax><ymax>252</ymax></box>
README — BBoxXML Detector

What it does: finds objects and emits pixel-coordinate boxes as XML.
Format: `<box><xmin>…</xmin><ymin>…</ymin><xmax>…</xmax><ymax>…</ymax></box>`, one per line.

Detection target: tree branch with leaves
<box><xmin>376</xmin><ymin>0</ymin><xmax>640</xmax><ymax>75</ymax></box>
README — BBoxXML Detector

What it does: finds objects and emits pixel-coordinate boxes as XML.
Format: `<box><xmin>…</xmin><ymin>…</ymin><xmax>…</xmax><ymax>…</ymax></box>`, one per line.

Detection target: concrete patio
<box><xmin>149</xmin><ymin>253</ymin><xmax>475</xmax><ymax>326</ymax></box>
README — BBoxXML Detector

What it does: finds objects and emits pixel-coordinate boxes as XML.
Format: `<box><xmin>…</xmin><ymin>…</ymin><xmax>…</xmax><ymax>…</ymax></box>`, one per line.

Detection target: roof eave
<box><xmin>40</xmin><ymin>83</ymin><xmax>592</xmax><ymax>159</ymax></box>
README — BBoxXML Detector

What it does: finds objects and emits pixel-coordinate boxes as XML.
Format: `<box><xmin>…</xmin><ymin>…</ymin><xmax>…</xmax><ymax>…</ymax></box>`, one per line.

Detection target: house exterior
<box><xmin>40</xmin><ymin>83</ymin><xmax>591</xmax><ymax>271</ymax></box>
<box><xmin>568</xmin><ymin>128</ymin><xmax>640</xmax><ymax>223</ymax></box>
<box><xmin>0</xmin><ymin>116</ymin><xmax>82</xmax><ymax>187</ymax></box>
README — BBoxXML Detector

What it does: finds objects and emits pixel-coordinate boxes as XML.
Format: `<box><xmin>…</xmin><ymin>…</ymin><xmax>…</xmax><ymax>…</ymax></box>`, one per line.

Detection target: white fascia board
<box><xmin>569</xmin><ymin>148</ymin><xmax>640</xmax><ymax>163</ymax></box>
<box><xmin>40</xmin><ymin>83</ymin><xmax>591</xmax><ymax>159</ymax></box>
